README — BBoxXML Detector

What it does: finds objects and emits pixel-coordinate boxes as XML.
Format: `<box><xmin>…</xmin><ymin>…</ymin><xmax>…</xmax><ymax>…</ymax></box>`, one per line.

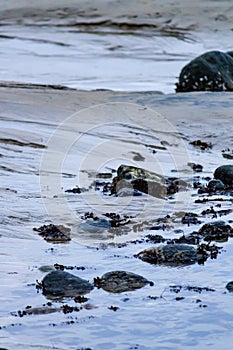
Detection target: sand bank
<box><xmin>0</xmin><ymin>0</ymin><xmax>232</xmax><ymax>33</ymax></box>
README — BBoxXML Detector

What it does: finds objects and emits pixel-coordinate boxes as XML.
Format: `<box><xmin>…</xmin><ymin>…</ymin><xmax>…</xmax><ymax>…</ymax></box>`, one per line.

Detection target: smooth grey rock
<box><xmin>42</xmin><ymin>270</ymin><xmax>94</xmax><ymax>298</ymax></box>
<box><xmin>207</xmin><ymin>179</ymin><xmax>225</xmax><ymax>190</ymax></box>
<box><xmin>214</xmin><ymin>165</ymin><xmax>233</xmax><ymax>185</ymax></box>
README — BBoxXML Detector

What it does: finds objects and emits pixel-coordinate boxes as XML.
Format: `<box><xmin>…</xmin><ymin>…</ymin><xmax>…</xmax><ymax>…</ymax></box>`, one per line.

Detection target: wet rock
<box><xmin>198</xmin><ymin>221</ymin><xmax>233</xmax><ymax>242</ymax></box>
<box><xmin>135</xmin><ymin>244</ymin><xmax>198</xmax><ymax>266</ymax></box>
<box><xmin>111</xmin><ymin>164</ymin><xmax>175</xmax><ymax>198</ymax></box>
<box><xmin>65</xmin><ymin>186</ymin><xmax>81</xmax><ymax>193</ymax></box>
<box><xmin>176</xmin><ymin>51</ymin><xmax>233</xmax><ymax>92</ymax></box>
<box><xmin>41</xmin><ymin>270</ymin><xmax>94</xmax><ymax>298</ymax></box>
<box><xmin>79</xmin><ymin>219</ymin><xmax>111</xmax><ymax>233</ymax></box>
<box><xmin>33</xmin><ymin>224</ymin><xmax>71</xmax><ymax>243</ymax></box>
<box><xmin>214</xmin><ymin>165</ymin><xmax>233</xmax><ymax>185</ymax></box>
<box><xmin>94</xmin><ymin>271</ymin><xmax>153</xmax><ymax>293</ymax></box>
<box><xmin>188</xmin><ymin>162</ymin><xmax>203</xmax><ymax>172</ymax></box>
<box><xmin>190</xmin><ymin>140</ymin><xmax>212</xmax><ymax>150</ymax></box>
<box><xmin>181</xmin><ymin>212</ymin><xmax>201</xmax><ymax>225</ymax></box>
<box><xmin>222</xmin><ymin>149</ymin><xmax>233</xmax><ymax>160</ymax></box>
<box><xmin>146</xmin><ymin>234</ymin><xmax>166</xmax><ymax>243</ymax></box>
<box><xmin>226</xmin><ymin>281</ymin><xmax>233</xmax><ymax>292</ymax></box>
<box><xmin>207</xmin><ymin>179</ymin><xmax>225</xmax><ymax>190</ymax></box>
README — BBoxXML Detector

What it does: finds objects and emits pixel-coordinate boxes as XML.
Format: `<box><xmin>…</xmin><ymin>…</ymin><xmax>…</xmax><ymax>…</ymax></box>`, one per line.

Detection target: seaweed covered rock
<box><xmin>176</xmin><ymin>51</ymin><xmax>233</xmax><ymax>92</ymax></box>
<box><xmin>198</xmin><ymin>221</ymin><xmax>233</xmax><ymax>242</ymax></box>
<box><xmin>33</xmin><ymin>224</ymin><xmax>71</xmax><ymax>243</ymax></box>
<box><xmin>94</xmin><ymin>271</ymin><xmax>153</xmax><ymax>293</ymax></box>
<box><xmin>135</xmin><ymin>244</ymin><xmax>198</xmax><ymax>266</ymax></box>
<box><xmin>214</xmin><ymin>165</ymin><xmax>233</xmax><ymax>186</ymax></box>
<box><xmin>41</xmin><ymin>270</ymin><xmax>94</xmax><ymax>298</ymax></box>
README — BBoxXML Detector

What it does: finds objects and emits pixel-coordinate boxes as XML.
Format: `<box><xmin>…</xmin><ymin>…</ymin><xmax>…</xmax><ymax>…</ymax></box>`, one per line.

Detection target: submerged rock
<box><xmin>79</xmin><ymin>219</ymin><xmax>111</xmax><ymax>233</ymax></box>
<box><xmin>135</xmin><ymin>244</ymin><xmax>198</xmax><ymax>266</ymax></box>
<box><xmin>176</xmin><ymin>51</ymin><xmax>233</xmax><ymax>92</ymax></box>
<box><xmin>214</xmin><ymin>165</ymin><xmax>233</xmax><ymax>185</ymax></box>
<box><xmin>226</xmin><ymin>281</ymin><xmax>233</xmax><ymax>292</ymax></box>
<box><xmin>94</xmin><ymin>271</ymin><xmax>153</xmax><ymax>293</ymax></box>
<box><xmin>41</xmin><ymin>270</ymin><xmax>94</xmax><ymax>298</ymax></box>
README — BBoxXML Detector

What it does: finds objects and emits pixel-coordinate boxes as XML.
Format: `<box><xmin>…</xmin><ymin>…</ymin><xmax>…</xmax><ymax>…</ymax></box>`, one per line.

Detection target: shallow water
<box><xmin>0</xmin><ymin>20</ymin><xmax>232</xmax><ymax>93</ymax></box>
<box><xmin>1</xmin><ymin>87</ymin><xmax>233</xmax><ymax>349</ymax></box>
<box><xmin>1</xmin><ymin>1</ymin><xmax>233</xmax><ymax>348</ymax></box>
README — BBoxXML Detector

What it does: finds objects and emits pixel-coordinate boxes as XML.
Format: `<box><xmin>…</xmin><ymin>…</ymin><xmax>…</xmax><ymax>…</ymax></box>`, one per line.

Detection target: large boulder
<box><xmin>176</xmin><ymin>51</ymin><xmax>233</xmax><ymax>92</ymax></box>
<box><xmin>214</xmin><ymin>165</ymin><xmax>233</xmax><ymax>185</ymax></box>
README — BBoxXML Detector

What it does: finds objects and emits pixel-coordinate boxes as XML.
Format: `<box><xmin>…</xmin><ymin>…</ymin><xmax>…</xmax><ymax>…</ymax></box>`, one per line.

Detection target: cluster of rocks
<box><xmin>38</xmin><ymin>269</ymin><xmax>153</xmax><ymax>298</ymax></box>
<box><xmin>34</xmin><ymin>164</ymin><xmax>233</xmax><ymax>298</ymax></box>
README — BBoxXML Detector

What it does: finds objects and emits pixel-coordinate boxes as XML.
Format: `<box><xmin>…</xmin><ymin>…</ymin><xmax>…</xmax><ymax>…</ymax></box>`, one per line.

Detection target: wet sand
<box><xmin>1</xmin><ymin>1</ymin><xmax>233</xmax><ymax>349</ymax></box>
<box><xmin>1</xmin><ymin>0</ymin><xmax>233</xmax><ymax>32</ymax></box>
<box><xmin>1</xmin><ymin>84</ymin><xmax>233</xmax><ymax>349</ymax></box>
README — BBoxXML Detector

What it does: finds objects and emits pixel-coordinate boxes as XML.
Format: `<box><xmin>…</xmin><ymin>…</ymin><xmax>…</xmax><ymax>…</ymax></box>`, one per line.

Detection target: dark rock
<box><xmin>226</xmin><ymin>281</ymin><xmax>233</xmax><ymax>292</ymax></box>
<box><xmin>188</xmin><ymin>162</ymin><xmax>203</xmax><ymax>172</ymax></box>
<box><xmin>146</xmin><ymin>234</ymin><xmax>166</xmax><ymax>243</ymax></box>
<box><xmin>176</xmin><ymin>51</ymin><xmax>233</xmax><ymax>92</ymax></box>
<box><xmin>111</xmin><ymin>164</ymin><xmax>176</xmax><ymax>198</ymax></box>
<box><xmin>41</xmin><ymin>270</ymin><xmax>94</xmax><ymax>298</ymax></box>
<box><xmin>33</xmin><ymin>224</ymin><xmax>71</xmax><ymax>243</ymax></box>
<box><xmin>207</xmin><ymin>179</ymin><xmax>225</xmax><ymax>190</ymax></box>
<box><xmin>94</xmin><ymin>271</ymin><xmax>153</xmax><ymax>293</ymax></box>
<box><xmin>135</xmin><ymin>244</ymin><xmax>198</xmax><ymax>266</ymax></box>
<box><xmin>190</xmin><ymin>140</ymin><xmax>212</xmax><ymax>150</ymax></box>
<box><xmin>214</xmin><ymin>165</ymin><xmax>233</xmax><ymax>185</ymax></box>
<box><xmin>181</xmin><ymin>212</ymin><xmax>201</xmax><ymax>225</ymax></box>
<box><xmin>198</xmin><ymin>221</ymin><xmax>233</xmax><ymax>242</ymax></box>
<box><xmin>65</xmin><ymin>186</ymin><xmax>81</xmax><ymax>193</ymax></box>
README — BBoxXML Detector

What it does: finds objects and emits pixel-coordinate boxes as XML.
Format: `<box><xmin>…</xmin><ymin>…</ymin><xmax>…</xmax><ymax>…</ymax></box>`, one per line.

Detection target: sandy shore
<box><xmin>0</xmin><ymin>0</ymin><xmax>232</xmax><ymax>32</ymax></box>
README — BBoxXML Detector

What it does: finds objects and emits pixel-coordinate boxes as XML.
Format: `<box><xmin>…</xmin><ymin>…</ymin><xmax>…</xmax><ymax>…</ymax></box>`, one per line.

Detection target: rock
<box><xmin>207</xmin><ymin>179</ymin><xmax>225</xmax><ymax>190</ymax></box>
<box><xmin>41</xmin><ymin>270</ymin><xmax>94</xmax><ymax>298</ymax></box>
<box><xmin>176</xmin><ymin>51</ymin><xmax>233</xmax><ymax>92</ymax></box>
<box><xmin>135</xmin><ymin>244</ymin><xmax>198</xmax><ymax>266</ymax></box>
<box><xmin>214</xmin><ymin>165</ymin><xmax>233</xmax><ymax>185</ymax></box>
<box><xmin>33</xmin><ymin>224</ymin><xmax>71</xmax><ymax>243</ymax></box>
<box><xmin>112</xmin><ymin>165</ymin><xmax>169</xmax><ymax>198</ymax></box>
<box><xmin>79</xmin><ymin>219</ymin><xmax>111</xmax><ymax>233</ymax></box>
<box><xmin>94</xmin><ymin>271</ymin><xmax>153</xmax><ymax>293</ymax></box>
<box><xmin>198</xmin><ymin>221</ymin><xmax>233</xmax><ymax>242</ymax></box>
<box><xmin>117</xmin><ymin>187</ymin><xmax>143</xmax><ymax>197</ymax></box>
<box><xmin>226</xmin><ymin>281</ymin><xmax>233</xmax><ymax>292</ymax></box>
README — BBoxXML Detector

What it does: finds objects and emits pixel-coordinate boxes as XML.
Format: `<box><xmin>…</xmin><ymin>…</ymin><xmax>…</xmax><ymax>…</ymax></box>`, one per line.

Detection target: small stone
<box><xmin>207</xmin><ymin>179</ymin><xmax>225</xmax><ymax>190</ymax></box>
<box><xmin>226</xmin><ymin>281</ymin><xmax>233</xmax><ymax>292</ymax></box>
<box><xmin>94</xmin><ymin>271</ymin><xmax>153</xmax><ymax>293</ymax></box>
<box><xmin>42</xmin><ymin>270</ymin><xmax>94</xmax><ymax>298</ymax></box>
<box><xmin>79</xmin><ymin>219</ymin><xmax>111</xmax><ymax>233</ymax></box>
<box><xmin>33</xmin><ymin>224</ymin><xmax>71</xmax><ymax>243</ymax></box>
<box><xmin>214</xmin><ymin>165</ymin><xmax>233</xmax><ymax>185</ymax></box>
